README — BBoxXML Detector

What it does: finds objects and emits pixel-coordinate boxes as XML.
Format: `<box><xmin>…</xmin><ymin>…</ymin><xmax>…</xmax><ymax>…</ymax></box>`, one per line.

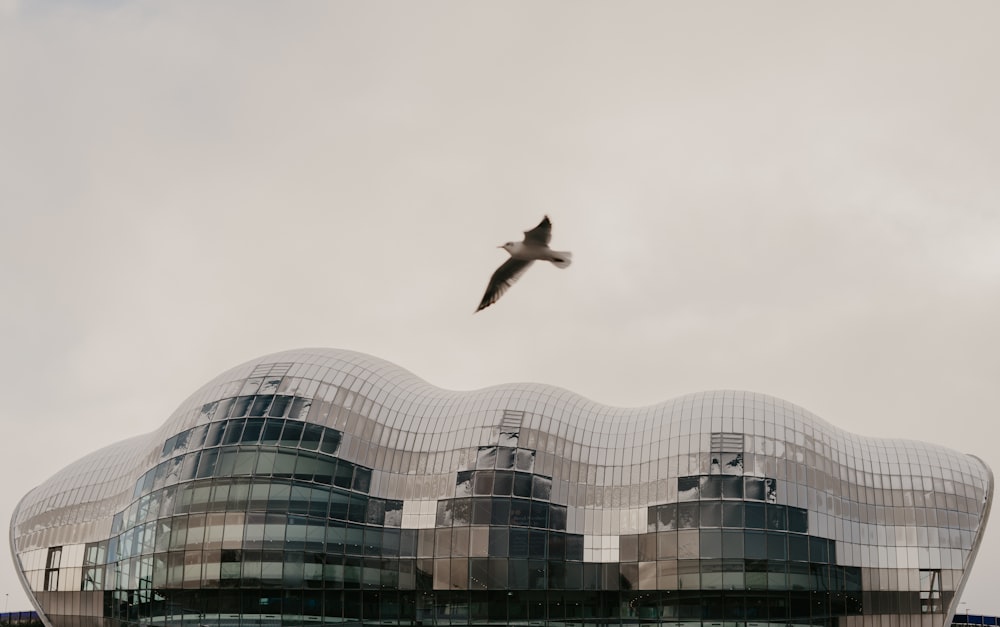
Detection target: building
<box><xmin>9</xmin><ymin>348</ymin><xmax>993</xmax><ymax>627</ymax></box>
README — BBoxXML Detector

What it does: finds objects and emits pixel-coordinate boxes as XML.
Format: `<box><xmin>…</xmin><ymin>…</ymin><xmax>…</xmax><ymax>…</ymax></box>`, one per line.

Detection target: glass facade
<box><xmin>10</xmin><ymin>348</ymin><xmax>993</xmax><ymax>627</ymax></box>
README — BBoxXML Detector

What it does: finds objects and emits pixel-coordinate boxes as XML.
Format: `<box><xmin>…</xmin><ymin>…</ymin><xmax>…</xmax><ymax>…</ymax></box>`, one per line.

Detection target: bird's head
<box><xmin>499</xmin><ymin>241</ymin><xmax>516</xmax><ymax>252</ymax></box>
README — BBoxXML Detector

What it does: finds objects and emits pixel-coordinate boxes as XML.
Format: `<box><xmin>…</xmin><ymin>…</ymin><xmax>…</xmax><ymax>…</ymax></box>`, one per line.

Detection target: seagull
<box><xmin>475</xmin><ymin>215</ymin><xmax>572</xmax><ymax>312</ymax></box>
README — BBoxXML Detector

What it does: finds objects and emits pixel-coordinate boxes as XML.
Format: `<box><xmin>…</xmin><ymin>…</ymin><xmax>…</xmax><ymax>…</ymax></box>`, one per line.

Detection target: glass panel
<box><xmin>330</xmin><ymin>491</ymin><xmax>350</xmax><ymax>521</ymax></box>
<box><xmin>677</xmin><ymin>502</ymin><xmax>699</xmax><ymax>528</ymax></box>
<box><xmin>510</xmin><ymin>500</ymin><xmax>531</xmax><ymax>526</ymax></box>
<box><xmin>344</xmin><ymin>526</ymin><xmax>364</xmax><ymax>555</ymax></box>
<box><xmin>232</xmin><ymin>396</ymin><xmax>254</xmax><ymax>417</ymax></box>
<box><xmin>455</xmin><ymin>471</ymin><xmax>474</xmax><ymax>497</ymax></box>
<box><xmin>745</xmin><ymin>477</ymin><xmax>765</xmax><ymax>500</ymax></box>
<box><xmin>722</xmin><ymin>529</ymin><xmax>744</xmax><ymax>558</ymax></box>
<box><xmin>196</xmin><ymin>450</ymin><xmax>219</xmax><ymax>479</ymax></box>
<box><xmin>180</xmin><ymin>452</ymin><xmax>201</xmax><ymax>482</ymax></box>
<box><xmin>529</xmin><ymin>501</ymin><xmax>548</xmax><ymax>528</ymax></box>
<box><xmin>721</xmin><ymin>476</ymin><xmax>743</xmax><ymax>498</ymax></box>
<box><xmin>532</xmin><ymin>476</ymin><xmax>552</xmax><ymax>500</ymax></box>
<box><xmin>620</xmin><ymin>535</ymin><xmax>638</xmax><ymax>562</ymax></box>
<box><xmin>515</xmin><ymin>449</ymin><xmax>534</xmax><ymax>471</ymax></box>
<box><xmin>766</xmin><ymin>504</ymin><xmax>787</xmax><ymax>530</ymax></box>
<box><xmin>657</xmin><ymin>531</ymin><xmax>677</xmax><ymax>560</ymax></box>
<box><xmin>745</xmin><ymin>502</ymin><xmax>765</xmax><ymax>529</ymax></box>
<box><xmin>476</xmin><ymin>447</ymin><xmax>497</xmax><ymax>469</ymax></box>
<box><xmin>677</xmin><ymin>530</ymin><xmax>699</xmax><ymax>559</ymax></box>
<box><xmin>273</xmin><ymin>450</ymin><xmax>297</xmax><ymax>477</ymax></box>
<box><xmin>810</xmin><ymin>536</ymin><xmax>830</xmax><ymax>563</ymax></box>
<box><xmin>474</xmin><ymin>472</ymin><xmax>493</xmax><ymax>496</ymax></box>
<box><xmin>333</xmin><ymin>462</ymin><xmax>354</xmax><ymax>489</ymax></box>
<box><xmin>766</xmin><ymin>531</ymin><xmax>786</xmax><ymax>560</ymax></box>
<box><xmin>366</xmin><ymin>499</ymin><xmax>386</xmax><ymax>526</ymax></box>
<box><xmin>678</xmin><ymin>476</ymin><xmax>700</xmax><ymax>500</ymax></box>
<box><xmin>528</xmin><ymin>530</ymin><xmax>547</xmax><ymax>557</ymax></box>
<box><xmin>242</xmin><ymin>418</ymin><xmax>265</xmax><ymax>443</ymax></box>
<box><xmin>233</xmin><ymin>449</ymin><xmax>258</xmax><ymax>475</ymax></box>
<box><xmin>289</xmin><ymin>397</ymin><xmax>311</xmax><ymax>421</ymax></box>
<box><xmin>765</xmin><ymin>478</ymin><xmax>777</xmax><ymax>502</ymax></box>
<box><xmin>347</xmin><ymin>495</ymin><xmax>368</xmax><ymax>523</ymax></box>
<box><xmin>489</xmin><ymin>528</ymin><xmax>509</xmax><ymax>557</ymax></box>
<box><xmin>722</xmin><ymin>502</ymin><xmax>743</xmax><ymax>527</ymax></box>
<box><xmin>550</xmin><ymin>505</ymin><xmax>567</xmax><ymax>530</ymax></box>
<box><xmin>700</xmin><ymin>530</ymin><xmax>722</xmax><ymax>558</ymax></box>
<box><xmin>746</xmin><ymin>558</ymin><xmax>767</xmax><ymax>590</ymax></box>
<box><xmin>509</xmin><ymin>529</ymin><xmax>530</xmax><ymax>558</ymax></box>
<box><xmin>701</xmin><ymin>476</ymin><xmax>722</xmax><ymax>498</ymax></box>
<box><xmin>700</xmin><ymin>501</ymin><xmax>722</xmax><ymax>527</ymax></box>
<box><xmin>744</xmin><ymin>530</ymin><xmax>767</xmax><ymax>560</ymax></box>
<box><xmin>326</xmin><ymin>526</ymin><xmax>346</xmax><ymax>554</ymax></box>
<box><xmin>472</xmin><ymin>498</ymin><xmax>491</xmax><ymax>525</ymax></box>
<box><xmin>493</xmin><ymin>472</ymin><xmax>513</xmax><ymax>496</ymax></box>
<box><xmin>788</xmin><ymin>506</ymin><xmax>808</xmax><ymax>532</ymax></box>
<box><xmin>161</xmin><ymin>434</ymin><xmax>179</xmax><ymax>457</ymax></box>
<box><xmin>463</xmin><ymin>558</ymin><xmax>489</xmax><ymax>590</ymax></box>
<box><xmin>250</xmin><ymin>395</ymin><xmax>274</xmax><ymax>417</ymax></box>
<box><xmin>657</xmin><ymin>504</ymin><xmax>677</xmax><ymax>531</ymax></box>
<box><xmin>470</xmin><ymin>527</ymin><xmax>489</xmax><ymax>558</ymax></box>
<box><xmin>280</xmin><ymin>421</ymin><xmax>304</xmax><ymax>447</ymax></box>
<box><xmin>222</xmin><ymin>419</ymin><xmax>246</xmax><ymax>445</ymax></box>
<box><xmin>488</xmin><ymin>559</ymin><xmax>508</xmax><ymax>588</ymax></box>
<box><xmin>300</xmin><ymin>424</ymin><xmax>324</xmax><ymax>450</ymax></box>
<box><xmin>548</xmin><ymin>533</ymin><xmax>566</xmax><ymax>561</ymax></box>
<box><xmin>513</xmin><ymin>472</ymin><xmax>531</xmax><ymax>498</ymax></box>
<box><xmin>767</xmin><ymin>559</ymin><xmax>787</xmax><ymax>590</ymax></box>
<box><xmin>261</xmin><ymin>419</ymin><xmax>283</xmax><ymax>445</ymax></box>
<box><xmin>456</xmin><ymin>557</ymin><xmax>474</xmax><ymax>588</ymax></box>
<box><xmin>495</xmin><ymin>447</ymin><xmax>515</xmax><ymax>470</ymax></box>
<box><xmin>353</xmin><ymin>468</ymin><xmax>372</xmax><ymax>493</ymax></box>
<box><xmin>196</xmin><ymin>420</ymin><xmax>218</xmax><ymax>450</ymax></box>
<box><xmin>701</xmin><ymin>558</ymin><xmax>723</xmax><ymax>589</ymax></box>
<box><xmin>320</xmin><ymin>428</ymin><xmax>341</xmax><ymax>454</ymax></box>
<box><xmin>214</xmin><ymin>398</ymin><xmax>234</xmax><ymax>421</ymax></box>
<box><xmin>566</xmin><ymin>535</ymin><xmax>583</xmax><ymax>561</ymax></box>
<box><xmin>677</xmin><ymin>559</ymin><xmax>699</xmax><ymax>589</ymax></box>
<box><xmin>269</xmin><ymin>395</ymin><xmax>291</xmax><ymax>418</ymax></box>
<box><xmin>508</xmin><ymin>559</ymin><xmax>528</xmax><ymax>588</ymax></box>
<box><xmin>489</xmin><ymin>498</ymin><xmax>510</xmax><ymax>525</ymax></box>
<box><xmin>216</xmin><ymin>448</ymin><xmax>238</xmax><ymax>477</ymax></box>
<box><xmin>452</xmin><ymin>499</ymin><xmax>471</xmax><ymax>526</ymax></box>
<box><xmin>788</xmin><ymin>534</ymin><xmax>809</xmax><ymax>561</ymax></box>
<box><xmin>381</xmin><ymin>529</ymin><xmax>400</xmax><ymax>557</ymax></box>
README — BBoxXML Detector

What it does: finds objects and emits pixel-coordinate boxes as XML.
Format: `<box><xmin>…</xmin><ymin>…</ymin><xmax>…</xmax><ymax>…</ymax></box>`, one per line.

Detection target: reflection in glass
<box><xmin>10</xmin><ymin>349</ymin><xmax>992</xmax><ymax>627</ymax></box>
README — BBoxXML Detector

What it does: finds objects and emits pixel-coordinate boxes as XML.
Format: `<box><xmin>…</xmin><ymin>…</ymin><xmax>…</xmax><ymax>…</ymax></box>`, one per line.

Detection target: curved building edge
<box><xmin>946</xmin><ymin>455</ymin><xmax>994</xmax><ymax>625</ymax></box>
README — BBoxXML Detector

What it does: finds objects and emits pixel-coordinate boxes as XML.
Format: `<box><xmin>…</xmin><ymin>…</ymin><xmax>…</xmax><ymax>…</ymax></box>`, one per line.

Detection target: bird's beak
<box><xmin>496</xmin><ymin>245</ymin><xmax>504</xmax><ymax>248</ymax></box>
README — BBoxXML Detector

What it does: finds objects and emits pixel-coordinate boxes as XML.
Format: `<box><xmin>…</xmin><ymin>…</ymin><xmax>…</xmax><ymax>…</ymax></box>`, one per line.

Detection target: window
<box><xmin>81</xmin><ymin>542</ymin><xmax>106</xmax><ymax>591</ymax></box>
<box><xmin>920</xmin><ymin>569</ymin><xmax>943</xmax><ymax>613</ymax></box>
<box><xmin>710</xmin><ymin>432</ymin><xmax>744</xmax><ymax>475</ymax></box>
<box><xmin>44</xmin><ymin>546</ymin><xmax>62</xmax><ymax>591</ymax></box>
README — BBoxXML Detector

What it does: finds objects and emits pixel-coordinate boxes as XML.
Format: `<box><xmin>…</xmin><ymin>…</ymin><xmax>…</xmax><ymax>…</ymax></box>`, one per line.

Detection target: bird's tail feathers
<box><xmin>549</xmin><ymin>251</ymin><xmax>572</xmax><ymax>268</ymax></box>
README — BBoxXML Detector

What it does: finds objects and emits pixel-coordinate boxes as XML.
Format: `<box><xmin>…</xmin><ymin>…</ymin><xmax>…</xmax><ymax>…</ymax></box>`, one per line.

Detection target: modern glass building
<box><xmin>10</xmin><ymin>348</ymin><xmax>993</xmax><ymax>627</ymax></box>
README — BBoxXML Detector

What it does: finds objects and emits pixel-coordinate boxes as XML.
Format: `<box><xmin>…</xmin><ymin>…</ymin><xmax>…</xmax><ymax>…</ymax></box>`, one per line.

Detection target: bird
<box><xmin>475</xmin><ymin>215</ymin><xmax>572</xmax><ymax>312</ymax></box>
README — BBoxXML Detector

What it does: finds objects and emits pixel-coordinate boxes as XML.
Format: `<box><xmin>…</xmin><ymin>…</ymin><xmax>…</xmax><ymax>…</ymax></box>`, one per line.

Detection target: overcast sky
<box><xmin>3</xmin><ymin>0</ymin><xmax>1000</xmax><ymax>614</ymax></box>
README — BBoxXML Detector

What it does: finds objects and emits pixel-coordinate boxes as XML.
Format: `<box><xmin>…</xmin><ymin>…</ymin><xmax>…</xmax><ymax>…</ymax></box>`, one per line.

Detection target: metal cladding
<box><xmin>10</xmin><ymin>348</ymin><xmax>993</xmax><ymax>627</ymax></box>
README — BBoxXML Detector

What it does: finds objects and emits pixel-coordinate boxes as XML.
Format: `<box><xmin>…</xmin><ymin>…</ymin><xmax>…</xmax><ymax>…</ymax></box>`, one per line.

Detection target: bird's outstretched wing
<box><xmin>523</xmin><ymin>215</ymin><xmax>552</xmax><ymax>246</ymax></box>
<box><xmin>476</xmin><ymin>258</ymin><xmax>534</xmax><ymax>312</ymax></box>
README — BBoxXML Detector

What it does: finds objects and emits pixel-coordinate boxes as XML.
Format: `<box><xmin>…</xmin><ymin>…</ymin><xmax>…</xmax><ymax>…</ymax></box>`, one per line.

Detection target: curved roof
<box><xmin>13</xmin><ymin>347</ymin><xmax>993</xmax><ymax>562</ymax></box>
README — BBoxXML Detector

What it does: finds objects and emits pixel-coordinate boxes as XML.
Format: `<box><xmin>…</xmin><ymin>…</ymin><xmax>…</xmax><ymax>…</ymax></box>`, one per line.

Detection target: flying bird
<box><xmin>475</xmin><ymin>215</ymin><xmax>573</xmax><ymax>312</ymax></box>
